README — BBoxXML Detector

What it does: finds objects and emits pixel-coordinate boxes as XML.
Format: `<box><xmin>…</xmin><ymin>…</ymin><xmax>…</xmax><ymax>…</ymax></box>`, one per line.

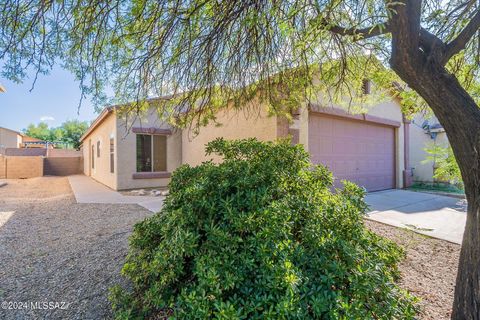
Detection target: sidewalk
<box><xmin>67</xmin><ymin>175</ymin><xmax>164</xmax><ymax>212</ymax></box>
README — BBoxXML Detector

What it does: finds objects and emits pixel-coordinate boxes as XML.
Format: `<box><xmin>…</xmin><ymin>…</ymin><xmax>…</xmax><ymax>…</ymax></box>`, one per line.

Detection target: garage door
<box><xmin>309</xmin><ymin>113</ymin><xmax>395</xmax><ymax>192</ymax></box>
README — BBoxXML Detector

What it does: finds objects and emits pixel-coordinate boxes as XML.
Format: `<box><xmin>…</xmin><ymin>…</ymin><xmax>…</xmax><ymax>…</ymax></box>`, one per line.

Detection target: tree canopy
<box><xmin>1</xmin><ymin>1</ymin><xmax>479</xmax><ymax>125</ymax></box>
<box><xmin>23</xmin><ymin>120</ymin><xmax>89</xmax><ymax>149</ymax></box>
<box><xmin>3</xmin><ymin>1</ymin><xmax>480</xmax><ymax>318</ymax></box>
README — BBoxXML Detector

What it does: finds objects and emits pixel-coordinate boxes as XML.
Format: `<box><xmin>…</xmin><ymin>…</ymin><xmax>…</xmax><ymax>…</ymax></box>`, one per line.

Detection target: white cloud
<box><xmin>40</xmin><ymin>116</ymin><xmax>55</xmax><ymax>122</ymax></box>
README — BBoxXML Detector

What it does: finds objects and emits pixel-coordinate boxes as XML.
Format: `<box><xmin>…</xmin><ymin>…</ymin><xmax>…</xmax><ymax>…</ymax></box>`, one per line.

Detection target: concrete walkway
<box><xmin>366</xmin><ymin>189</ymin><xmax>467</xmax><ymax>244</ymax></box>
<box><xmin>68</xmin><ymin>175</ymin><xmax>164</xmax><ymax>212</ymax></box>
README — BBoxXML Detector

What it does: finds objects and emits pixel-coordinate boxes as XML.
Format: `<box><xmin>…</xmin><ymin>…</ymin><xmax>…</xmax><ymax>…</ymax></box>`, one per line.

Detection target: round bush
<box><xmin>111</xmin><ymin>138</ymin><xmax>416</xmax><ymax>319</ymax></box>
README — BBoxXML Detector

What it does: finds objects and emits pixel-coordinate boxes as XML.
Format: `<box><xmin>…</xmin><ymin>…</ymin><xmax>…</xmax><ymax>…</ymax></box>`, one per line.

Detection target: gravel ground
<box><xmin>366</xmin><ymin>220</ymin><xmax>460</xmax><ymax>320</ymax></box>
<box><xmin>0</xmin><ymin>177</ymin><xmax>153</xmax><ymax>320</ymax></box>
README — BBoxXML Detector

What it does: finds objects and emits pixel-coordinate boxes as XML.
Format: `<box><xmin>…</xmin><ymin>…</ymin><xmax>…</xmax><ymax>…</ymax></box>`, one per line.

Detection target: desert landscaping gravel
<box><xmin>366</xmin><ymin>220</ymin><xmax>460</xmax><ymax>320</ymax></box>
<box><xmin>0</xmin><ymin>177</ymin><xmax>460</xmax><ymax>319</ymax></box>
<box><xmin>0</xmin><ymin>177</ymin><xmax>153</xmax><ymax>319</ymax></box>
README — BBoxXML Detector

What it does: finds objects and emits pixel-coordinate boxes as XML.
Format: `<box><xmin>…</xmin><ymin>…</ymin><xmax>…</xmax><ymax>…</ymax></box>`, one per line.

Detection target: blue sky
<box><xmin>0</xmin><ymin>66</ymin><xmax>99</xmax><ymax>132</ymax></box>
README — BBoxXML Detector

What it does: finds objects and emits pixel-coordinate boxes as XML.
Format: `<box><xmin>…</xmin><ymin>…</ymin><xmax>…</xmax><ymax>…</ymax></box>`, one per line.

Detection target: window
<box><xmin>110</xmin><ymin>137</ymin><xmax>114</xmax><ymax>173</ymax></box>
<box><xmin>91</xmin><ymin>144</ymin><xmax>95</xmax><ymax>169</ymax></box>
<box><xmin>362</xmin><ymin>79</ymin><xmax>371</xmax><ymax>95</ymax></box>
<box><xmin>97</xmin><ymin>140</ymin><xmax>101</xmax><ymax>157</ymax></box>
<box><xmin>136</xmin><ymin>134</ymin><xmax>167</xmax><ymax>172</ymax></box>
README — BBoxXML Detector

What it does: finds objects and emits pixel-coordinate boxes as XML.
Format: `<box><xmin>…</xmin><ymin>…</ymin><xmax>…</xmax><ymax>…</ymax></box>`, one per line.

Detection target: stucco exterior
<box><xmin>182</xmin><ymin>103</ymin><xmax>279</xmax><ymax>166</ymax></box>
<box><xmin>82</xmin><ymin>111</ymin><xmax>117</xmax><ymax>189</ymax></box>
<box><xmin>300</xmin><ymin>97</ymin><xmax>406</xmax><ymax>189</ymax></box>
<box><xmin>81</xmin><ymin>107</ymin><xmax>183</xmax><ymax>190</ymax></box>
<box><xmin>81</xmin><ymin>92</ymin><xmax>423</xmax><ymax>191</ymax></box>
<box><xmin>0</xmin><ymin>127</ymin><xmax>22</xmax><ymax>149</ymax></box>
<box><xmin>115</xmin><ymin>108</ymin><xmax>182</xmax><ymax>190</ymax></box>
<box><xmin>363</xmin><ymin>100</ymin><xmax>406</xmax><ymax>189</ymax></box>
<box><xmin>409</xmin><ymin>114</ymin><xmax>449</xmax><ymax>182</ymax></box>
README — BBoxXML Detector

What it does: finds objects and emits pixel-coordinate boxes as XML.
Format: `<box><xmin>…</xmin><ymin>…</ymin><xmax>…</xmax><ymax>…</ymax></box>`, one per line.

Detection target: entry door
<box><xmin>308</xmin><ymin>114</ymin><xmax>395</xmax><ymax>192</ymax></box>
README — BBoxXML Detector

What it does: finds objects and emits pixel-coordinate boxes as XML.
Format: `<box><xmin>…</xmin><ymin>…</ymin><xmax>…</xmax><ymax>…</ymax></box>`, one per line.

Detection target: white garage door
<box><xmin>309</xmin><ymin>113</ymin><xmax>396</xmax><ymax>192</ymax></box>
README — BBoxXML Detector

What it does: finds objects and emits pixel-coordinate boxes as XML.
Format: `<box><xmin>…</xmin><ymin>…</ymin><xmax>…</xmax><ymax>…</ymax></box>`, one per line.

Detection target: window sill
<box><xmin>132</xmin><ymin>172</ymin><xmax>171</xmax><ymax>179</ymax></box>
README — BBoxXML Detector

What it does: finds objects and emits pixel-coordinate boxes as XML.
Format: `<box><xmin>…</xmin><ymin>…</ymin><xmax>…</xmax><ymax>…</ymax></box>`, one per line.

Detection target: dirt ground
<box><xmin>0</xmin><ymin>177</ymin><xmax>460</xmax><ymax>319</ymax></box>
<box><xmin>0</xmin><ymin>177</ymin><xmax>153</xmax><ymax>320</ymax></box>
<box><xmin>366</xmin><ymin>220</ymin><xmax>460</xmax><ymax>320</ymax></box>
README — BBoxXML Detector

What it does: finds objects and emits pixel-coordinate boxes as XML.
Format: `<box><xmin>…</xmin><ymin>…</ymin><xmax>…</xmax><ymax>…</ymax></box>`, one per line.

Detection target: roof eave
<box><xmin>79</xmin><ymin>107</ymin><xmax>114</xmax><ymax>143</ymax></box>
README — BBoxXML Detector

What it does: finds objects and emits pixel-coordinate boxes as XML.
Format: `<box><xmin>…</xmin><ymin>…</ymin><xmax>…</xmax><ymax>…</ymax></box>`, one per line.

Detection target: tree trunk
<box><xmin>391</xmin><ymin>58</ymin><xmax>480</xmax><ymax>319</ymax></box>
<box><xmin>454</xmin><ymin>200</ymin><xmax>480</xmax><ymax>319</ymax></box>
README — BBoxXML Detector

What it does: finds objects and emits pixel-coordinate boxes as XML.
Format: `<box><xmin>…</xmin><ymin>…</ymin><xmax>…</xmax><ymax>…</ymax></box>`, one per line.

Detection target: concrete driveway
<box><xmin>366</xmin><ymin>190</ymin><xmax>467</xmax><ymax>244</ymax></box>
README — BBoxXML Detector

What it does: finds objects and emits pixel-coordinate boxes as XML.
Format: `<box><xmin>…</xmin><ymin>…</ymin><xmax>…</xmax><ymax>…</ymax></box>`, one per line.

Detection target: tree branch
<box><xmin>389</xmin><ymin>0</ymin><xmax>423</xmax><ymax>75</ymax></box>
<box><xmin>419</xmin><ymin>28</ymin><xmax>447</xmax><ymax>61</ymax></box>
<box><xmin>323</xmin><ymin>21</ymin><xmax>391</xmax><ymax>40</ymax></box>
<box><xmin>443</xmin><ymin>9</ymin><xmax>480</xmax><ymax>64</ymax></box>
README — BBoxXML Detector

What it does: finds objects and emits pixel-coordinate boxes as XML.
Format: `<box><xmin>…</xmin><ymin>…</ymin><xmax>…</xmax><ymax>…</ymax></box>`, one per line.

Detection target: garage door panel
<box><xmin>309</xmin><ymin>114</ymin><xmax>395</xmax><ymax>192</ymax></box>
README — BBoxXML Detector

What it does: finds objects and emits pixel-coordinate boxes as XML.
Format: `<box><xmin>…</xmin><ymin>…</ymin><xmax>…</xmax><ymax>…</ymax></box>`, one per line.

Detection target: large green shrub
<box><xmin>111</xmin><ymin>138</ymin><xmax>416</xmax><ymax>319</ymax></box>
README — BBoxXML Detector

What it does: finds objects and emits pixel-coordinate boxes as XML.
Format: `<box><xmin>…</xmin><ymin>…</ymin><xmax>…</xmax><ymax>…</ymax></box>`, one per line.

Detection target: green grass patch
<box><xmin>409</xmin><ymin>182</ymin><xmax>464</xmax><ymax>195</ymax></box>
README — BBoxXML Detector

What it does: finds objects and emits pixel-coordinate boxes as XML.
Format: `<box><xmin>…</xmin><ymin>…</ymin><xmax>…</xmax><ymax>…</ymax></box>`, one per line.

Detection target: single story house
<box><xmin>80</xmin><ymin>91</ymin><xmax>419</xmax><ymax>192</ymax></box>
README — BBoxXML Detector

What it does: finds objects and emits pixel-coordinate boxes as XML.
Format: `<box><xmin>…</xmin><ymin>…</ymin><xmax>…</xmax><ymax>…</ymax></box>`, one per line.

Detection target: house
<box><xmin>0</xmin><ymin>126</ymin><xmax>55</xmax><ymax>150</ymax></box>
<box><xmin>20</xmin><ymin>136</ymin><xmax>56</xmax><ymax>149</ymax></box>
<box><xmin>79</xmin><ymin>106</ymin><xmax>182</xmax><ymax>190</ymax></box>
<box><xmin>409</xmin><ymin>113</ymin><xmax>450</xmax><ymax>183</ymax></box>
<box><xmin>80</xmin><ymin>91</ymin><xmax>417</xmax><ymax>192</ymax></box>
<box><xmin>0</xmin><ymin>127</ymin><xmax>23</xmax><ymax>149</ymax></box>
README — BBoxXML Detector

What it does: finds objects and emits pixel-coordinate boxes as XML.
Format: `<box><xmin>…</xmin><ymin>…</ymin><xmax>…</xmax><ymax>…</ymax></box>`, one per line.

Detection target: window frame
<box><xmin>109</xmin><ymin>136</ymin><xmax>115</xmax><ymax>174</ymax></box>
<box><xmin>91</xmin><ymin>144</ymin><xmax>95</xmax><ymax>169</ymax></box>
<box><xmin>135</xmin><ymin>133</ymin><xmax>168</xmax><ymax>173</ymax></box>
<box><xmin>362</xmin><ymin>79</ymin><xmax>371</xmax><ymax>95</ymax></box>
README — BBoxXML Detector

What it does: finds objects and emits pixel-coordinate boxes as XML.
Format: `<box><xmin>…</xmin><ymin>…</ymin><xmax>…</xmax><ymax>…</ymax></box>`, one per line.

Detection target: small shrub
<box><xmin>111</xmin><ymin>138</ymin><xmax>417</xmax><ymax>319</ymax></box>
<box><xmin>423</xmin><ymin>144</ymin><xmax>463</xmax><ymax>188</ymax></box>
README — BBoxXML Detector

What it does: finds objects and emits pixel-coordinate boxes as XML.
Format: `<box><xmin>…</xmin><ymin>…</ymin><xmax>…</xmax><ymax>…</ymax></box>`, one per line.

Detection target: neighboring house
<box><xmin>409</xmin><ymin>113</ymin><xmax>449</xmax><ymax>183</ymax></box>
<box><xmin>80</xmin><ymin>93</ymin><xmax>415</xmax><ymax>192</ymax></box>
<box><xmin>0</xmin><ymin>127</ymin><xmax>23</xmax><ymax>149</ymax></box>
<box><xmin>0</xmin><ymin>126</ymin><xmax>54</xmax><ymax>150</ymax></box>
<box><xmin>20</xmin><ymin>136</ymin><xmax>56</xmax><ymax>149</ymax></box>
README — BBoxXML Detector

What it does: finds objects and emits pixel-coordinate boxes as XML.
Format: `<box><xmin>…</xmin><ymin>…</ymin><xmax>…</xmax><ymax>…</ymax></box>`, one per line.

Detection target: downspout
<box><xmin>402</xmin><ymin>115</ymin><xmax>413</xmax><ymax>188</ymax></box>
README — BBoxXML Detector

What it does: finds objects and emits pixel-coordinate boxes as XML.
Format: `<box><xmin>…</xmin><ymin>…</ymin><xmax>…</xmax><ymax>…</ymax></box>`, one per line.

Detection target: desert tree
<box><xmin>1</xmin><ymin>0</ymin><xmax>480</xmax><ymax>317</ymax></box>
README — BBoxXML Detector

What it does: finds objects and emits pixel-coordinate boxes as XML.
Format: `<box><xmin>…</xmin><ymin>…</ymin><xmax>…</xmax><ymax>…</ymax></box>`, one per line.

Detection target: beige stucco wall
<box><xmin>182</xmin><ymin>103</ymin><xmax>279</xmax><ymax>166</ymax></box>
<box><xmin>409</xmin><ymin>114</ymin><xmax>449</xmax><ymax>182</ymax></box>
<box><xmin>81</xmin><ymin>113</ymin><xmax>117</xmax><ymax>189</ymax></box>
<box><xmin>116</xmin><ymin>108</ymin><xmax>182</xmax><ymax>190</ymax></box>
<box><xmin>366</xmin><ymin>100</ymin><xmax>405</xmax><ymax>189</ymax></box>
<box><xmin>0</xmin><ymin>128</ymin><xmax>21</xmax><ymax>148</ymax></box>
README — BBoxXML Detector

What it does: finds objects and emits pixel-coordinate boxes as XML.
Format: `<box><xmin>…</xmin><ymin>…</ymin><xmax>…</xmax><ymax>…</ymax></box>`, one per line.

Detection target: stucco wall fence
<box><xmin>0</xmin><ymin>156</ymin><xmax>44</xmax><ymax>179</ymax></box>
<box><xmin>0</xmin><ymin>155</ymin><xmax>5</xmax><ymax>179</ymax></box>
<box><xmin>0</xmin><ymin>154</ymin><xmax>83</xmax><ymax>179</ymax></box>
<box><xmin>44</xmin><ymin>157</ymin><xmax>84</xmax><ymax>176</ymax></box>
